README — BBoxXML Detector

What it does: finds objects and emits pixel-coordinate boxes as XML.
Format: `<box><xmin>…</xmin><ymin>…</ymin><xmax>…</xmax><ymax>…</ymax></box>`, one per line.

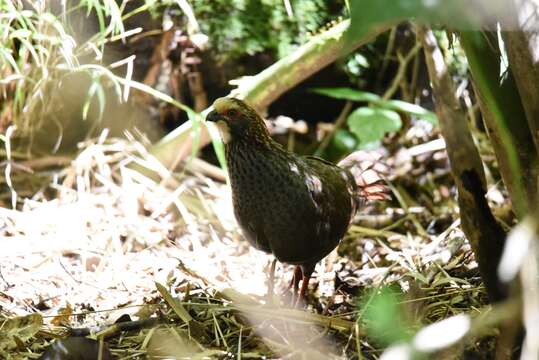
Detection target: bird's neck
<box><xmin>225</xmin><ymin>135</ymin><xmax>288</xmax><ymax>170</ymax></box>
<box><xmin>225</xmin><ymin>136</ymin><xmax>273</xmax><ymax>158</ymax></box>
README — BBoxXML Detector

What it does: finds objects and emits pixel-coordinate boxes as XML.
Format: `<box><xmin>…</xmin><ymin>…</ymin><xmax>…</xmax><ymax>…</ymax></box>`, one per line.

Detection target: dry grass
<box><xmin>0</xmin><ymin>128</ymin><xmax>497</xmax><ymax>359</ymax></box>
<box><xmin>0</xmin><ymin>1</ymin><xmax>527</xmax><ymax>358</ymax></box>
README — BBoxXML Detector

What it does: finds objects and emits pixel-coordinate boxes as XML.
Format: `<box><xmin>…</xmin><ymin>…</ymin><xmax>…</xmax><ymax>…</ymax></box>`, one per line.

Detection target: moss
<box><xmin>191</xmin><ymin>0</ymin><xmax>345</xmax><ymax>62</ymax></box>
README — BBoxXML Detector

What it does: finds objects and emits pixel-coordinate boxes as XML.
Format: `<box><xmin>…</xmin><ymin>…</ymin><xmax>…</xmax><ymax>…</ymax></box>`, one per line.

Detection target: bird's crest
<box><xmin>213</xmin><ymin>97</ymin><xmax>257</xmax><ymax>120</ymax></box>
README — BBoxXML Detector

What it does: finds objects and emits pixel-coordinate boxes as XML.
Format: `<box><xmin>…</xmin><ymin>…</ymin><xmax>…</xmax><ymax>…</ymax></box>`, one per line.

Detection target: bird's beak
<box><xmin>206</xmin><ymin>110</ymin><xmax>222</xmax><ymax>123</ymax></box>
<box><xmin>206</xmin><ymin>110</ymin><xmax>231</xmax><ymax>143</ymax></box>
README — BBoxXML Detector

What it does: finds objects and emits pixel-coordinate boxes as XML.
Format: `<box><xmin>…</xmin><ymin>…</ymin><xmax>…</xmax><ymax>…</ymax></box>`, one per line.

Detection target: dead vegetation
<box><xmin>0</xmin><ymin>120</ymin><xmax>502</xmax><ymax>358</ymax></box>
<box><xmin>2</xmin><ymin>1</ymin><xmax>535</xmax><ymax>359</ymax></box>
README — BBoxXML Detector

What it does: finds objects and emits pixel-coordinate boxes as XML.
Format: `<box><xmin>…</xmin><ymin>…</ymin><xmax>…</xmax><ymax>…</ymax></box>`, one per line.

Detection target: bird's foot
<box><xmin>279</xmin><ymin>266</ymin><xmax>302</xmax><ymax>305</ymax></box>
<box><xmin>280</xmin><ymin>266</ymin><xmax>311</xmax><ymax>308</ymax></box>
<box><xmin>265</xmin><ymin>259</ymin><xmax>278</xmax><ymax>305</ymax></box>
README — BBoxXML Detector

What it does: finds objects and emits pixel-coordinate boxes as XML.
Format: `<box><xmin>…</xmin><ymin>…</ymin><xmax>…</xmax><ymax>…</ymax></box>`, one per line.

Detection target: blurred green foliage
<box><xmin>359</xmin><ymin>285</ymin><xmax>412</xmax><ymax>347</ymax></box>
<box><xmin>327</xmin><ymin>129</ymin><xmax>359</xmax><ymax>160</ymax></box>
<box><xmin>434</xmin><ymin>30</ymin><xmax>469</xmax><ymax>80</ymax></box>
<box><xmin>191</xmin><ymin>0</ymin><xmax>345</xmax><ymax>61</ymax></box>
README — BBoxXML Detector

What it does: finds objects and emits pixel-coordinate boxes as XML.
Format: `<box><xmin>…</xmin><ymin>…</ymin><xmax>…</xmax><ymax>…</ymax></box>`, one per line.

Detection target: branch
<box><xmin>459</xmin><ymin>31</ymin><xmax>538</xmax><ymax>219</ymax></box>
<box><xmin>417</xmin><ymin>25</ymin><xmax>508</xmax><ymax>302</ymax></box>
<box><xmin>148</xmin><ymin>20</ymin><xmax>390</xmax><ymax>170</ymax></box>
<box><xmin>503</xmin><ymin>0</ymin><xmax>539</xmax><ymax>160</ymax></box>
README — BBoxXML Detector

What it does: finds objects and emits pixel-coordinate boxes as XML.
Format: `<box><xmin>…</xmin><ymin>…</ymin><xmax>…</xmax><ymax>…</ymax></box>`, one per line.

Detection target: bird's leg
<box><xmin>294</xmin><ymin>273</ymin><xmax>312</xmax><ymax>308</ymax></box>
<box><xmin>266</xmin><ymin>258</ymin><xmax>277</xmax><ymax>304</ymax></box>
<box><xmin>292</xmin><ymin>266</ymin><xmax>302</xmax><ymax>294</ymax></box>
<box><xmin>281</xmin><ymin>266</ymin><xmax>302</xmax><ymax>294</ymax></box>
<box><xmin>279</xmin><ymin>266</ymin><xmax>303</xmax><ymax>305</ymax></box>
<box><xmin>294</xmin><ymin>264</ymin><xmax>315</xmax><ymax>308</ymax></box>
<box><xmin>288</xmin><ymin>266</ymin><xmax>302</xmax><ymax>305</ymax></box>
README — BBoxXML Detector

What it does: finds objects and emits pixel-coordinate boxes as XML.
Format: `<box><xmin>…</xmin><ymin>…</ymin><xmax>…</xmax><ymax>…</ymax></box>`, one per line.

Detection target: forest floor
<box><xmin>0</xmin><ymin>121</ymin><xmax>505</xmax><ymax>358</ymax></box>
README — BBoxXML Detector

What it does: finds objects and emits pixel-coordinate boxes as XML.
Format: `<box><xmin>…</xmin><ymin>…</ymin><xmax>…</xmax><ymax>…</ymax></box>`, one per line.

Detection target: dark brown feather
<box><xmin>207</xmin><ymin>97</ymin><xmax>390</xmax><ymax>297</ymax></box>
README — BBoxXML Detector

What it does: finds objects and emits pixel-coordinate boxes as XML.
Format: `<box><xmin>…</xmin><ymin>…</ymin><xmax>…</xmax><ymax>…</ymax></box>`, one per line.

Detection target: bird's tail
<box><xmin>338</xmin><ymin>150</ymin><xmax>391</xmax><ymax>205</ymax></box>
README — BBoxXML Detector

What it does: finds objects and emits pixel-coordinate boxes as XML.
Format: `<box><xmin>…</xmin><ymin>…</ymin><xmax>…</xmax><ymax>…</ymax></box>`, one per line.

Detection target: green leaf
<box><xmin>384</xmin><ymin>99</ymin><xmax>438</xmax><ymax>124</ymax></box>
<box><xmin>312</xmin><ymin>87</ymin><xmax>437</xmax><ymax>124</ymax></box>
<box><xmin>0</xmin><ymin>313</ymin><xmax>43</xmax><ymax>352</ymax></box>
<box><xmin>155</xmin><ymin>282</ymin><xmax>209</xmax><ymax>343</ymax></box>
<box><xmin>332</xmin><ymin>129</ymin><xmax>358</xmax><ymax>153</ymax></box>
<box><xmin>347</xmin><ymin>107</ymin><xmax>402</xmax><ymax>144</ymax></box>
<box><xmin>311</xmin><ymin>87</ymin><xmax>381</xmax><ymax>103</ymax></box>
<box><xmin>459</xmin><ymin>32</ymin><xmax>530</xmax><ymax>217</ymax></box>
<box><xmin>325</xmin><ymin>129</ymin><xmax>358</xmax><ymax>161</ymax></box>
<box><xmin>346</xmin><ymin>0</ymin><xmax>502</xmax><ymax>44</ymax></box>
<box><xmin>9</xmin><ymin>28</ymin><xmax>32</xmax><ymax>39</ymax></box>
<box><xmin>359</xmin><ymin>286</ymin><xmax>410</xmax><ymax>346</ymax></box>
<box><xmin>155</xmin><ymin>282</ymin><xmax>192</xmax><ymax>324</ymax></box>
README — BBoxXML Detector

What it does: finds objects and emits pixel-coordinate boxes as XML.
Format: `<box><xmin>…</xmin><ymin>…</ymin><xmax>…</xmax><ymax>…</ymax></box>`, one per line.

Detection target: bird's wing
<box><xmin>302</xmin><ymin>155</ymin><xmax>356</xmax><ymax>193</ymax></box>
<box><xmin>300</xmin><ymin>155</ymin><xmax>354</xmax><ymax>205</ymax></box>
<box><xmin>298</xmin><ymin>155</ymin><xmax>357</xmax><ymax>249</ymax></box>
<box><xmin>302</xmin><ymin>155</ymin><xmax>340</xmax><ymax>169</ymax></box>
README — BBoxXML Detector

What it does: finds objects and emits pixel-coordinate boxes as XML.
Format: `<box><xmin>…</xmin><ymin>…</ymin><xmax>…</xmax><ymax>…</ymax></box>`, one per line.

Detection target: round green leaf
<box><xmin>332</xmin><ymin>129</ymin><xmax>358</xmax><ymax>153</ymax></box>
<box><xmin>347</xmin><ymin>107</ymin><xmax>402</xmax><ymax>144</ymax></box>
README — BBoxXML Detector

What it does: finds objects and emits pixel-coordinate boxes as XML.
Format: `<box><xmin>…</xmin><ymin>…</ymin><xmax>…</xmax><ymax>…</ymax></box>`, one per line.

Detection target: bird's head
<box><xmin>206</xmin><ymin>97</ymin><xmax>270</xmax><ymax>144</ymax></box>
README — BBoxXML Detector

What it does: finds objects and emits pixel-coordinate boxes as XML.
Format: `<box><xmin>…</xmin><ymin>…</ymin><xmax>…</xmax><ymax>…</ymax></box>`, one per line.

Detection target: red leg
<box><xmin>293</xmin><ymin>266</ymin><xmax>301</xmax><ymax>294</ymax></box>
<box><xmin>282</xmin><ymin>266</ymin><xmax>302</xmax><ymax>294</ymax></box>
<box><xmin>294</xmin><ymin>273</ymin><xmax>312</xmax><ymax>308</ymax></box>
<box><xmin>280</xmin><ymin>265</ymin><xmax>313</xmax><ymax>307</ymax></box>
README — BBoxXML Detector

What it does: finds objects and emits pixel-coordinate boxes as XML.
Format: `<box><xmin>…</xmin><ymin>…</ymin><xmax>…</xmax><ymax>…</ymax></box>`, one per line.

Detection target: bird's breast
<box><xmin>225</xmin><ymin>143</ymin><xmax>355</xmax><ymax>264</ymax></box>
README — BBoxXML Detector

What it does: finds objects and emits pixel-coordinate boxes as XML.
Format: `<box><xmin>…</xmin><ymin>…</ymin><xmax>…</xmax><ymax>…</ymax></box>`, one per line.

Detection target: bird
<box><xmin>206</xmin><ymin>97</ymin><xmax>389</xmax><ymax>304</ymax></box>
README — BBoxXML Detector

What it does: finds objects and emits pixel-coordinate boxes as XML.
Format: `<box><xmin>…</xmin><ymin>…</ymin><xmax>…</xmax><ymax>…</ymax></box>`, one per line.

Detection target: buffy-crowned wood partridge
<box><xmin>206</xmin><ymin>97</ymin><xmax>389</xmax><ymax>303</ymax></box>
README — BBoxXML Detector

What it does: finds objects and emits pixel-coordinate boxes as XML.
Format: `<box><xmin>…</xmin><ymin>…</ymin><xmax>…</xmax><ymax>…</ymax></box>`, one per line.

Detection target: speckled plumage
<box><xmin>207</xmin><ymin>97</ymin><xmax>386</xmax><ymax>300</ymax></box>
<box><xmin>226</xmin><ymin>133</ymin><xmax>356</xmax><ymax>270</ymax></box>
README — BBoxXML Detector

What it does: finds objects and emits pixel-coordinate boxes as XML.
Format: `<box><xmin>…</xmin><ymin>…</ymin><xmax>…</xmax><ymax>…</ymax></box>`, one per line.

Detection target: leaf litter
<box><xmin>0</xmin><ymin>125</ymin><xmax>504</xmax><ymax>358</ymax></box>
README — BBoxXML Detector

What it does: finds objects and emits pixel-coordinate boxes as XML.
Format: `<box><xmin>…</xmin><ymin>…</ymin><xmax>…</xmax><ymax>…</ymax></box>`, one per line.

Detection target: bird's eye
<box><xmin>226</xmin><ymin>109</ymin><xmax>238</xmax><ymax>117</ymax></box>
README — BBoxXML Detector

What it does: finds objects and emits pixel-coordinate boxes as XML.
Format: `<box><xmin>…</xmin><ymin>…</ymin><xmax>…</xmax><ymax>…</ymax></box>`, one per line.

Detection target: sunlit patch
<box><xmin>226</xmin><ymin>293</ymin><xmax>341</xmax><ymax>358</ymax></box>
<box><xmin>215</xmin><ymin>120</ymin><xmax>231</xmax><ymax>143</ymax></box>
<box><xmin>288</xmin><ymin>162</ymin><xmax>300</xmax><ymax>175</ymax></box>
<box><xmin>304</xmin><ymin>173</ymin><xmax>323</xmax><ymax>215</ymax></box>
<box><xmin>305</xmin><ymin>174</ymin><xmax>323</xmax><ymax>194</ymax></box>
